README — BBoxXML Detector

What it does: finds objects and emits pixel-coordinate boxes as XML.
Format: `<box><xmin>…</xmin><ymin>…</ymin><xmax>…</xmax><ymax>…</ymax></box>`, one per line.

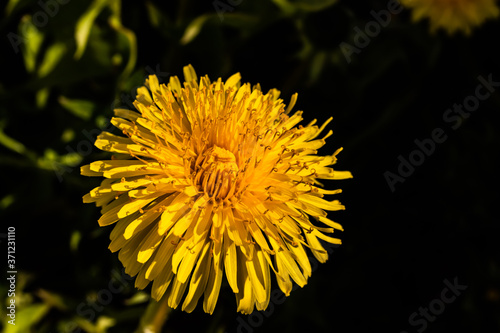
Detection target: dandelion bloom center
<box><xmin>81</xmin><ymin>65</ymin><xmax>352</xmax><ymax>314</ymax></box>
<box><xmin>193</xmin><ymin>146</ymin><xmax>239</xmax><ymax>200</ymax></box>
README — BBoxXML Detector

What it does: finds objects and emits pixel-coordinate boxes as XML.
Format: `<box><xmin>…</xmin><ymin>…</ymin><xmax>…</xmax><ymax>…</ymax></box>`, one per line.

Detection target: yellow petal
<box><xmin>223</xmin><ymin>232</ymin><xmax>239</xmax><ymax>293</ymax></box>
<box><xmin>246</xmin><ymin>248</ymin><xmax>269</xmax><ymax>306</ymax></box>
<box><xmin>176</xmin><ymin>237</ymin><xmax>207</xmax><ymax>284</ymax></box>
<box><xmin>202</xmin><ymin>241</ymin><xmax>223</xmax><ymax>315</ymax></box>
<box><xmin>235</xmin><ymin>252</ymin><xmax>255</xmax><ymax>314</ymax></box>
<box><xmin>224</xmin><ymin>72</ymin><xmax>241</xmax><ymax>91</ymax></box>
<box><xmin>117</xmin><ymin>195</ymin><xmax>158</xmax><ymax>219</ymax></box>
<box><xmin>299</xmin><ymin>194</ymin><xmax>345</xmax><ymax>212</ymax></box>
<box><xmin>109</xmin><ymin>212</ymin><xmax>140</xmax><ymax>252</ymax></box>
<box><xmin>158</xmin><ymin>193</ymin><xmax>189</xmax><ymax>235</ymax></box>
<box><xmin>146</xmin><ymin>231</ymin><xmax>179</xmax><ymax>281</ymax></box>
<box><xmin>273</xmin><ymin>240</ymin><xmax>306</xmax><ymax>287</ymax></box>
<box><xmin>274</xmin><ymin>251</ymin><xmax>292</xmax><ymax>296</ymax></box>
<box><xmin>317</xmin><ymin>216</ymin><xmax>344</xmax><ymax>231</ymax></box>
<box><xmin>181</xmin><ymin>240</ymin><xmax>212</xmax><ymax>313</ymax></box>
<box><xmin>136</xmin><ymin>225</ymin><xmax>163</xmax><ymax>263</ymax></box>
<box><xmin>81</xmin><ymin>164</ymin><xmax>102</xmax><ymax>177</ymax></box>
<box><xmin>151</xmin><ymin>263</ymin><xmax>174</xmax><ymax>300</ymax></box>
<box><xmin>167</xmin><ymin>276</ymin><xmax>189</xmax><ymax>309</ymax></box>
<box><xmin>183</xmin><ymin>64</ymin><xmax>198</xmax><ymax>84</ymax></box>
<box><xmin>304</xmin><ymin>231</ymin><xmax>328</xmax><ymax>263</ymax></box>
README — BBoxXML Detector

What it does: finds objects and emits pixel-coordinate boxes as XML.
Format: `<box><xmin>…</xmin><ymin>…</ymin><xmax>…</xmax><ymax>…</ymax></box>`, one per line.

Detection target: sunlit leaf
<box><xmin>124</xmin><ymin>291</ymin><xmax>149</xmax><ymax>306</ymax></box>
<box><xmin>4</xmin><ymin>303</ymin><xmax>50</xmax><ymax>333</ymax></box>
<box><xmin>180</xmin><ymin>12</ymin><xmax>260</xmax><ymax>44</ymax></box>
<box><xmin>74</xmin><ymin>0</ymin><xmax>109</xmax><ymax>60</ymax></box>
<box><xmin>70</xmin><ymin>230</ymin><xmax>82</xmax><ymax>252</ymax></box>
<box><xmin>61</xmin><ymin>128</ymin><xmax>75</xmax><ymax>143</ymax></box>
<box><xmin>38</xmin><ymin>42</ymin><xmax>66</xmax><ymax>78</ymax></box>
<box><xmin>273</xmin><ymin>0</ymin><xmax>338</xmax><ymax>13</ymax></box>
<box><xmin>96</xmin><ymin>115</ymin><xmax>110</xmax><ymax>129</ymax></box>
<box><xmin>0</xmin><ymin>194</ymin><xmax>15</xmax><ymax>209</ymax></box>
<box><xmin>36</xmin><ymin>149</ymin><xmax>81</xmax><ymax>177</ymax></box>
<box><xmin>58</xmin><ymin>96</ymin><xmax>95</xmax><ymax>120</ymax></box>
<box><xmin>291</xmin><ymin>0</ymin><xmax>338</xmax><ymax>11</ymax></box>
<box><xmin>271</xmin><ymin>0</ymin><xmax>296</xmax><ymax>15</ymax></box>
<box><xmin>5</xmin><ymin>0</ymin><xmax>22</xmax><ymax>16</ymax></box>
<box><xmin>70</xmin><ymin>317</ymin><xmax>96</xmax><ymax>333</ymax></box>
<box><xmin>145</xmin><ymin>0</ymin><xmax>162</xmax><ymax>28</ymax></box>
<box><xmin>0</xmin><ymin>123</ymin><xmax>26</xmax><ymax>155</ymax></box>
<box><xmin>180</xmin><ymin>14</ymin><xmax>212</xmax><ymax>45</ymax></box>
<box><xmin>36</xmin><ymin>88</ymin><xmax>50</xmax><ymax>109</ymax></box>
<box><xmin>309</xmin><ymin>50</ymin><xmax>327</xmax><ymax>83</ymax></box>
<box><xmin>111</xmin><ymin>53</ymin><xmax>123</xmax><ymax>66</ymax></box>
<box><xmin>36</xmin><ymin>289</ymin><xmax>69</xmax><ymax>311</ymax></box>
<box><xmin>59</xmin><ymin>151</ymin><xmax>83</xmax><ymax>168</ymax></box>
<box><xmin>70</xmin><ymin>316</ymin><xmax>115</xmax><ymax>333</ymax></box>
<box><xmin>19</xmin><ymin>16</ymin><xmax>44</xmax><ymax>73</ymax></box>
<box><xmin>95</xmin><ymin>316</ymin><xmax>116</xmax><ymax>333</ymax></box>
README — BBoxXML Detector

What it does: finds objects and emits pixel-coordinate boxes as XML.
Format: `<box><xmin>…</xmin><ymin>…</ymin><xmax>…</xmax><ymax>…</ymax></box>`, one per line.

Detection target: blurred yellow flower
<box><xmin>81</xmin><ymin>65</ymin><xmax>352</xmax><ymax>314</ymax></box>
<box><xmin>401</xmin><ymin>0</ymin><xmax>500</xmax><ymax>35</ymax></box>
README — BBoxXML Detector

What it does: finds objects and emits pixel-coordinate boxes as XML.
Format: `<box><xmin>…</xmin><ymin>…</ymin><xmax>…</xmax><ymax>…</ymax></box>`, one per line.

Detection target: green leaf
<box><xmin>59</xmin><ymin>152</ymin><xmax>83</xmax><ymax>168</ymax></box>
<box><xmin>180</xmin><ymin>12</ymin><xmax>259</xmax><ymax>46</ymax></box>
<box><xmin>70</xmin><ymin>316</ymin><xmax>115</xmax><ymax>333</ymax></box>
<box><xmin>0</xmin><ymin>123</ymin><xmax>26</xmax><ymax>155</ymax></box>
<box><xmin>124</xmin><ymin>292</ymin><xmax>149</xmax><ymax>306</ymax></box>
<box><xmin>36</xmin><ymin>289</ymin><xmax>69</xmax><ymax>312</ymax></box>
<box><xmin>38</xmin><ymin>42</ymin><xmax>67</xmax><ymax>78</ymax></box>
<box><xmin>5</xmin><ymin>0</ymin><xmax>22</xmax><ymax>16</ymax></box>
<box><xmin>291</xmin><ymin>0</ymin><xmax>338</xmax><ymax>11</ymax></box>
<box><xmin>58</xmin><ymin>96</ymin><xmax>95</xmax><ymax>120</ymax></box>
<box><xmin>145</xmin><ymin>1</ymin><xmax>162</xmax><ymax>28</ymax></box>
<box><xmin>95</xmin><ymin>316</ymin><xmax>116</xmax><ymax>333</ymax></box>
<box><xmin>36</xmin><ymin>88</ymin><xmax>50</xmax><ymax>109</ymax></box>
<box><xmin>61</xmin><ymin>128</ymin><xmax>75</xmax><ymax>143</ymax></box>
<box><xmin>4</xmin><ymin>303</ymin><xmax>50</xmax><ymax>333</ymax></box>
<box><xmin>272</xmin><ymin>0</ymin><xmax>338</xmax><ymax>14</ymax></box>
<box><xmin>69</xmin><ymin>230</ymin><xmax>82</xmax><ymax>252</ymax></box>
<box><xmin>309</xmin><ymin>51</ymin><xmax>327</xmax><ymax>84</ymax></box>
<box><xmin>0</xmin><ymin>194</ymin><xmax>15</xmax><ymax>209</ymax></box>
<box><xmin>19</xmin><ymin>16</ymin><xmax>44</xmax><ymax>73</ymax></box>
<box><xmin>180</xmin><ymin>14</ymin><xmax>213</xmax><ymax>45</ymax></box>
<box><xmin>74</xmin><ymin>0</ymin><xmax>109</xmax><ymax>60</ymax></box>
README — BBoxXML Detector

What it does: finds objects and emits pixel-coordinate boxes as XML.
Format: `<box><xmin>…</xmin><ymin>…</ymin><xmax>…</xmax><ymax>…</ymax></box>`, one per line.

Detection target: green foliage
<box><xmin>1</xmin><ymin>0</ymin><xmax>499</xmax><ymax>332</ymax></box>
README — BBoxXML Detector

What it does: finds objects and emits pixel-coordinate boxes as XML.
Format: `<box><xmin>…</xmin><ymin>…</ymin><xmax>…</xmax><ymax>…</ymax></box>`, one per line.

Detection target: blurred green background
<box><xmin>1</xmin><ymin>0</ymin><xmax>499</xmax><ymax>332</ymax></box>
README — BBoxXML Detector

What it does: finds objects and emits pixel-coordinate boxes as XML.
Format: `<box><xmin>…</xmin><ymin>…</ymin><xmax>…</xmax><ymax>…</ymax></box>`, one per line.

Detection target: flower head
<box><xmin>81</xmin><ymin>65</ymin><xmax>352</xmax><ymax>314</ymax></box>
<box><xmin>401</xmin><ymin>0</ymin><xmax>500</xmax><ymax>35</ymax></box>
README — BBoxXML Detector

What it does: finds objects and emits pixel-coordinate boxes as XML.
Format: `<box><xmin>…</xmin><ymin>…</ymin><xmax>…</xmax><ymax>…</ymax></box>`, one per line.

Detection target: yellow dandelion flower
<box><xmin>81</xmin><ymin>65</ymin><xmax>352</xmax><ymax>314</ymax></box>
<box><xmin>401</xmin><ymin>0</ymin><xmax>500</xmax><ymax>35</ymax></box>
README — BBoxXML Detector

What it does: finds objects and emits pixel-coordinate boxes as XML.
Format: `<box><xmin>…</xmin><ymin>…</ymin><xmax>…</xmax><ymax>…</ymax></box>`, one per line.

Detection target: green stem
<box><xmin>134</xmin><ymin>296</ymin><xmax>172</xmax><ymax>333</ymax></box>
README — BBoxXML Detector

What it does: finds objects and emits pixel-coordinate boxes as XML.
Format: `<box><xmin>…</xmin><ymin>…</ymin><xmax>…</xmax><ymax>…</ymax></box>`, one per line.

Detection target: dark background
<box><xmin>1</xmin><ymin>0</ymin><xmax>499</xmax><ymax>332</ymax></box>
